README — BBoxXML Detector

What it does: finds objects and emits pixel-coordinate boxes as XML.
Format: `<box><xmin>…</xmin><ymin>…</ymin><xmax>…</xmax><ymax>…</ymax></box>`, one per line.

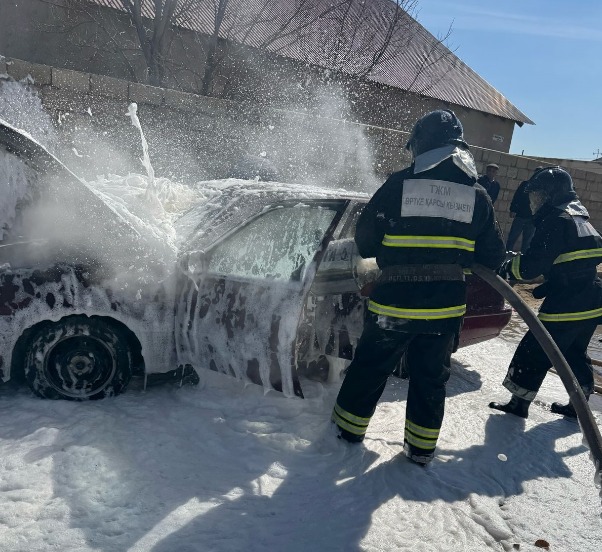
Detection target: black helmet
<box><xmin>525</xmin><ymin>166</ymin><xmax>574</xmax><ymax>197</ymax></box>
<box><xmin>405</xmin><ymin>109</ymin><xmax>468</xmax><ymax>157</ymax></box>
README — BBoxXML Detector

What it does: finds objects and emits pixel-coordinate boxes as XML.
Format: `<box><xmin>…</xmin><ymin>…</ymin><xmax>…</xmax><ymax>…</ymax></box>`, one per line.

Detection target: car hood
<box><xmin>0</xmin><ymin>118</ymin><xmax>175</xmax><ymax>281</ymax></box>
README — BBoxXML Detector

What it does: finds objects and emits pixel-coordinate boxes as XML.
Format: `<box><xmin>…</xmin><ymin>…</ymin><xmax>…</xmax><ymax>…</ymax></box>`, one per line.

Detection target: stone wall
<box><xmin>2</xmin><ymin>56</ymin><xmax>602</xmax><ymax>244</ymax></box>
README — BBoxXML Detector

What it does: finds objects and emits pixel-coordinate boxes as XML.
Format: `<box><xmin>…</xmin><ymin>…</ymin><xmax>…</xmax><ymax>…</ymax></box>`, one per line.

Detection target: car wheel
<box><xmin>24</xmin><ymin>316</ymin><xmax>132</xmax><ymax>400</ymax></box>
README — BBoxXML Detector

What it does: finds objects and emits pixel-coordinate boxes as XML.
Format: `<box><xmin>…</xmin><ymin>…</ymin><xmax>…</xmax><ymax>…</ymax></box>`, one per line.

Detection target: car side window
<box><xmin>207</xmin><ymin>205</ymin><xmax>338</xmax><ymax>282</ymax></box>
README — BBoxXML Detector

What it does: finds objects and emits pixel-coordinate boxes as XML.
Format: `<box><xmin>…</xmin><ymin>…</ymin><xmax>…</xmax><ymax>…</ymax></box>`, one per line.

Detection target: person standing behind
<box><xmin>490</xmin><ymin>166</ymin><xmax>602</xmax><ymax>419</ymax></box>
<box><xmin>505</xmin><ymin>167</ymin><xmax>542</xmax><ymax>251</ymax></box>
<box><xmin>478</xmin><ymin>163</ymin><xmax>501</xmax><ymax>204</ymax></box>
<box><xmin>331</xmin><ymin>110</ymin><xmax>505</xmax><ymax>465</ymax></box>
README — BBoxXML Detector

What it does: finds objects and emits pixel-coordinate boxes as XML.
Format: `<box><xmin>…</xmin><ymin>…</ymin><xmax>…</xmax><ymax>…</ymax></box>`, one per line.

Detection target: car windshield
<box><xmin>174</xmin><ymin>180</ymin><xmax>345</xmax><ymax>253</ymax></box>
<box><xmin>175</xmin><ymin>187</ymin><xmax>270</xmax><ymax>253</ymax></box>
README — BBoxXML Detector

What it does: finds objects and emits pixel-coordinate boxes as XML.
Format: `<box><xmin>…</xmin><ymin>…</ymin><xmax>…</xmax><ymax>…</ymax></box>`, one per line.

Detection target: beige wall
<box><xmin>3</xmin><ymin>58</ymin><xmax>600</xmax><ymax>244</ymax></box>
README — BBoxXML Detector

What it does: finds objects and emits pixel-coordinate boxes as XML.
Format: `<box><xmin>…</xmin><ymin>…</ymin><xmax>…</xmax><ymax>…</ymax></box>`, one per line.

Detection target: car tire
<box><xmin>24</xmin><ymin>316</ymin><xmax>132</xmax><ymax>400</ymax></box>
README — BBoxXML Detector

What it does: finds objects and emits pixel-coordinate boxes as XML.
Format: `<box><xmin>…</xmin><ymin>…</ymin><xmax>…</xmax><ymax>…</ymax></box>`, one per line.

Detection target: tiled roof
<box><xmin>90</xmin><ymin>0</ymin><xmax>533</xmax><ymax>125</ymax></box>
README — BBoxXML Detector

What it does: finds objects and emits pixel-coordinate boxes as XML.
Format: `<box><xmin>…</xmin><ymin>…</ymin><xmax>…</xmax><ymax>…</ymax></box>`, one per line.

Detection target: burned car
<box><xmin>0</xmin><ymin>119</ymin><xmax>511</xmax><ymax>400</ymax></box>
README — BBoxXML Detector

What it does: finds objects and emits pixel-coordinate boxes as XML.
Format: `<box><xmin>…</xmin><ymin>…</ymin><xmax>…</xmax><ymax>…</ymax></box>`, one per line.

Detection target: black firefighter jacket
<box><xmin>509</xmin><ymin>192</ymin><xmax>602</xmax><ymax>322</ymax></box>
<box><xmin>356</xmin><ymin>156</ymin><xmax>506</xmax><ymax>334</ymax></box>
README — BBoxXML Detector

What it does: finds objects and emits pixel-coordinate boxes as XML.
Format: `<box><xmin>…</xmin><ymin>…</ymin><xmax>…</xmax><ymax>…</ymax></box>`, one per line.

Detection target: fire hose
<box><xmin>472</xmin><ymin>264</ymin><xmax>602</xmax><ymax>486</ymax></box>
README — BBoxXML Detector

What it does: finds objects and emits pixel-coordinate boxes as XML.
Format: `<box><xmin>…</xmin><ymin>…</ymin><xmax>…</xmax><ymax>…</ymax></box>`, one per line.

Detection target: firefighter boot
<box><xmin>403</xmin><ymin>442</ymin><xmax>433</xmax><ymax>467</ymax></box>
<box><xmin>551</xmin><ymin>392</ymin><xmax>590</xmax><ymax>418</ymax></box>
<box><xmin>550</xmin><ymin>402</ymin><xmax>577</xmax><ymax>418</ymax></box>
<box><xmin>331</xmin><ymin>421</ymin><xmax>365</xmax><ymax>443</ymax></box>
<box><xmin>489</xmin><ymin>395</ymin><xmax>531</xmax><ymax>418</ymax></box>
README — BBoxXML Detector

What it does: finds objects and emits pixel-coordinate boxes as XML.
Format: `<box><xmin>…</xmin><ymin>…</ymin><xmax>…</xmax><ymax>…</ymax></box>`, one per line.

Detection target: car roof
<box><xmin>175</xmin><ymin>179</ymin><xmax>369</xmax><ymax>252</ymax></box>
<box><xmin>187</xmin><ymin>178</ymin><xmax>370</xmax><ymax>201</ymax></box>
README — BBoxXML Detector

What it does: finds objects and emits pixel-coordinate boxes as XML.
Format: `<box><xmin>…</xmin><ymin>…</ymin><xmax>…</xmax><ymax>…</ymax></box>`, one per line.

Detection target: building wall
<box><xmin>0</xmin><ymin>0</ymin><xmax>517</xmax><ymax>152</ymax></box>
<box><xmin>3</xmin><ymin>58</ymin><xmax>598</xmax><ymax>241</ymax></box>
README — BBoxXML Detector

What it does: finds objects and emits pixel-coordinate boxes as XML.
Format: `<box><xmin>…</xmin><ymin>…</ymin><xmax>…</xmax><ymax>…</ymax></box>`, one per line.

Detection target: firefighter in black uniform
<box><xmin>331</xmin><ymin>110</ymin><xmax>506</xmax><ymax>465</ymax></box>
<box><xmin>490</xmin><ymin>166</ymin><xmax>602</xmax><ymax>418</ymax></box>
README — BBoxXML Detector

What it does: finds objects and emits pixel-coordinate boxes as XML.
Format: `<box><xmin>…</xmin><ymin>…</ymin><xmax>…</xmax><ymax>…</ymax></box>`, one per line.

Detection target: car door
<box><xmin>175</xmin><ymin>199</ymin><xmax>347</xmax><ymax>397</ymax></box>
<box><xmin>298</xmin><ymin>201</ymin><xmax>372</xmax><ymax>381</ymax></box>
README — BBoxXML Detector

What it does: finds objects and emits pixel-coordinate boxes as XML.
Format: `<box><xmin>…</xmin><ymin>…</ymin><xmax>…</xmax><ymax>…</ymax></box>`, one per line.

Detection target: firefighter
<box><xmin>490</xmin><ymin>166</ymin><xmax>602</xmax><ymax>418</ymax></box>
<box><xmin>331</xmin><ymin>110</ymin><xmax>506</xmax><ymax>465</ymax></box>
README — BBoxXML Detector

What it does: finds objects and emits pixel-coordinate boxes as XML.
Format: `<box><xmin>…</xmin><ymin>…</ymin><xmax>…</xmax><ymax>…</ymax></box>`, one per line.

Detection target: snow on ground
<box><xmin>0</xmin><ymin>329</ymin><xmax>600</xmax><ymax>552</ymax></box>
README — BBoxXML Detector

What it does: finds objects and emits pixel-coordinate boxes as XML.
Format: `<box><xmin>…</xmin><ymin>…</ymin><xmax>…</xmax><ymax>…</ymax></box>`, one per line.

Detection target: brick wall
<box><xmin>3</xmin><ymin>57</ymin><xmax>602</xmax><ymax>244</ymax></box>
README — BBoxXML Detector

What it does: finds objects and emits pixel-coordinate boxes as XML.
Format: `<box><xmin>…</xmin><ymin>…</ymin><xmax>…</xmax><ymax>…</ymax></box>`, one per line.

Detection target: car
<box><xmin>0</xmin><ymin>119</ymin><xmax>511</xmax><ymax>400</ymax></box>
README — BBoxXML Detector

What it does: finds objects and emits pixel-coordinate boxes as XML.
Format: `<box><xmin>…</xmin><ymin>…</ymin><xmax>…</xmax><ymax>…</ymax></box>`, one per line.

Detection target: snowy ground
<box><xmin>1</xmin><ymin>327</ymin><xmax>600</xmax><ymax>552</ymax></box>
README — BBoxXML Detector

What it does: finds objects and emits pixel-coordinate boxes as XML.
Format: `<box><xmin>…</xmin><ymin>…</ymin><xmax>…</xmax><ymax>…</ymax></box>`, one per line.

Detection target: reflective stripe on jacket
<box><xmin>382</xmin><ymin>234</ymin><xmax>475</xmax><ymax>252</ymax></box>
<box><xmin>368</xmin><ymin>300</ymin><xmax>466</xmax><ymax>320</ymax></box>
<box><xmin>538</xmin><ymin>307</ymin><xmax>602</xmax><ymax>323</ymax></box>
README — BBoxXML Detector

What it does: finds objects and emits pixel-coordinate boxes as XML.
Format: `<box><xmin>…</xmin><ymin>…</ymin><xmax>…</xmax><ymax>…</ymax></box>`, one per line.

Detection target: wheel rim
<box><xmin>44</xmin><ymin>336</ymin><xmax>117</xmax><ymax>398</ymax></box>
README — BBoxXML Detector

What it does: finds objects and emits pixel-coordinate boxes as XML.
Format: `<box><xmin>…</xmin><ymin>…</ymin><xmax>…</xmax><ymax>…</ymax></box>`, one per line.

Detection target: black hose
<box><xmin>472</xmin><ymin>264</ymin><xmax>602</xmax><ymax>479</ymax></box>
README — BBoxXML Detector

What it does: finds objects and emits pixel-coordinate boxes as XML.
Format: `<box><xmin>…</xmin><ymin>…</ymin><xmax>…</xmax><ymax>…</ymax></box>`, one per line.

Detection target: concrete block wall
<box><xmin>3</xmin><ymin>56</ymin><xmax>602</xmax><ymax>244</ymax></box>
<box><xmin>472</xmin><ymin>148</ymin><xmax>602</xmax><ymax>238</ymax></box>
<box><xmin>530</xmin><ymin>156</ymin><xmax>602</xmax><ymax>176</ymax></box>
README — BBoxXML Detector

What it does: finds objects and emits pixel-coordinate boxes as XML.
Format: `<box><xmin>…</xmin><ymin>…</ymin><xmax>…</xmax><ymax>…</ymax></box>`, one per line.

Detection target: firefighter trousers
<box><xmin>333</xmin><ymin>315</ymin><xmax>454</xmax><ymax>455</ymax></box>
<box><xmin>502</xmin><ymin>319</ymin><xmax>597</xmax><ymax>401</ymax></box>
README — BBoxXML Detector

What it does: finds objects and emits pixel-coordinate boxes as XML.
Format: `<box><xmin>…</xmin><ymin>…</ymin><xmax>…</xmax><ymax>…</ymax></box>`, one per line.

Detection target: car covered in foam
<box><xmin>0</xmin><ymin>119</ymin><xmax>511</xmax><ymax>400</ymax></box>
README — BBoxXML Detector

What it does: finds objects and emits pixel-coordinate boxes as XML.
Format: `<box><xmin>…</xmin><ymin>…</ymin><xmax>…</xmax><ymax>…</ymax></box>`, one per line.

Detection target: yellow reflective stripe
<box><xmin>333</xmin><ymin>403</ymin><xmax>370</xmax><ymax>427</ymax></box>
<box><xmin>463</xmin><ymin>268</ymin><xmax>472</xmax><ymax>275</ymax></box>
<box><xmin>368</xmin><ymin>300</ymin><xmax>466</xmax><ymax>320</ymax></box>
<box><xmin>553</xmin><ymin>248</ymin><xmax>602</xmax><ymax>264</ymax></box>
<box><xmin>331</xmin><ymin>412</ymin><xmax>369</xmax><ymax>436</ymax></box>
<box><xmin>382</xmin><ymin>234</ymin><xmax>475</xmax><ymax>252</ymax></box>
<box><xmin>405</xmin><ymin>420</ymin><xmax>440</xmax><ymax>439</ymax></box>
<box><xmin>538</xmin><ymin>307</ymin><xmax>602</xmax><ymax>322</ymax></box>
<box><xmin>404</xmin><ymin>431</ymin><xmax>437</xmax><ymax>450</ymax></box>
<box><xmin>511</xmin><ymin>255</ymin><xmax>522</xmax><ymax>280</ymax></box>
